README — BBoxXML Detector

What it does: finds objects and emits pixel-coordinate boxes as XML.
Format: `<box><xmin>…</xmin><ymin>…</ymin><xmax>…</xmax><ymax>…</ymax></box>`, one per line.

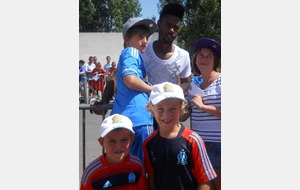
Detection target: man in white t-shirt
<box><xmin>142</xmin><ymin>3</ymin><xmax>191</xmax><ymax>86</ymax></box>
<box><xmin>84</xmin><ymin>56</ymin><xmax>96</xmax><ymax>97</ymax></box>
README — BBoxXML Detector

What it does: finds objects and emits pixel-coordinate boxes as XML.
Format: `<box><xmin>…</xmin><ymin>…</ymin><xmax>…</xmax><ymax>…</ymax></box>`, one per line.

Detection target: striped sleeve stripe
<box><xmin>130</xmin><ymin>154</ymin><xmax>143</xmax><ymax>166</ymax></box>
<box><xmin>81</xmin><ymin>158</ymin><xmax>102</xmax><ymax>186</ymax></box>
<box><xmin>122</xmin><ymin>67</ymin><xmax>138</xmax><ymax>75</ymax></box>
<box><xmin>130</xmin><ymin>48</ymin><xmax>139</xmax><ymax>59</ymax></box>
<box><xmin>130</xmin><ymin>154</ymin><xmax>146</xmax><ymax>174</ymax></box>
<box><xmin>146</xmin><ymin>125</ymin><xmax>153</xmax><ymax>135</ymax></box>
<box><xmin>189</xmin><ymin>132</ymin><xmax>217</xmax><ymax>180</ymax></box>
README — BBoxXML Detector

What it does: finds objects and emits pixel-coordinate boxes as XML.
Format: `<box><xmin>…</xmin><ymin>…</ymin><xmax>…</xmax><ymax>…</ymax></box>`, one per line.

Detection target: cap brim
<box><xmin>151</xmin><ymin>93</ymin><xmax>187</xmax><ymax>105</ymax></box>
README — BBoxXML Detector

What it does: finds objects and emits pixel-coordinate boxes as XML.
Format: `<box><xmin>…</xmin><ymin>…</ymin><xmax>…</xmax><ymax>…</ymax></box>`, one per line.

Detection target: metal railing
<box><xmin>79</xmin><ymin>103</ymin><xmax>113</xmax><ymax>169</ymax></box>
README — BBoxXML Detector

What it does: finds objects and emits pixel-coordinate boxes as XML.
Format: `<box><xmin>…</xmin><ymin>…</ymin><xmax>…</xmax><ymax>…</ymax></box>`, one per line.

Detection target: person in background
<box><xmin>104</xmin><ymin>55</ymin><xmax>112</xmax><ymax>74</ymax></box>
<box><xmin>180</xmin><ymin>37</ymin><xmax>221</xmax><ymax>190</ymax></box>
<box><xmin>108</xmin><ymin>61</ymin><xmax>117</xmax><ymax>78</ymax></box>
<box><xmin>84</xmin><ymin>56</ymin><xmax>96</xmax><ymax>97</ymax></box>
<box><xmin>93</xmin><ymin>56</ymin><xmax>98</xmax><ymax>65</ymax></box>
<box><xmin>79</xmin><ymin>60</ymin><xmax>86</xmax><ymax>98</ymax></box>
<box><xmin>80</xmin><ymin>114</ymin><xmax>148</xmax><ymax>190</ymax></box>
<box><xmin>91</xmin><ymin>62</ymin><xmax>107</xmax><ymax>98</ymax></box>
<box><xmin>111</xmin><ymin>17</ymin><xmax>157</xmax><ymax>161</ymax></box>
<box><xmin>143</xmin><ymin>82</ymin><xmax>216</xmax><ymax>190</ymax></box>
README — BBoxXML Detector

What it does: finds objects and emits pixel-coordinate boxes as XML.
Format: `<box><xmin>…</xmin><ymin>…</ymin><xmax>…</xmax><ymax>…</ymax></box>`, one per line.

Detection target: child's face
<box><xmin>151</xmin><ymin>98</ymin><xmax>183</xmax><ymax>129</ymax></box>
<box><xmin>125</xmin><ymin>32</ymin><xmax>148</xmax><ymax>53</ymax></box>
<box><xmin>99</xmin><ymin>128</ymin><xmax>134</xmax><ymax>164</ymax></box>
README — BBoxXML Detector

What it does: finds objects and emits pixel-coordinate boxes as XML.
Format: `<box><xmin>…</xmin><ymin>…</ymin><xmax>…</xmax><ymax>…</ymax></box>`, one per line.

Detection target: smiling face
<box><xmin>195</xmin><ymin>47</ymin><xmax>215</xmax><ymax>74</ymax></box>
<box><xmin>150</xmin><ymin>98</ymin><xmax>183</xmax><ymax>130</ymax></box>
<box><xmin>98</xmin><ymin>128</ymin><xmax>134</xmax><ymax>164</ymax></box>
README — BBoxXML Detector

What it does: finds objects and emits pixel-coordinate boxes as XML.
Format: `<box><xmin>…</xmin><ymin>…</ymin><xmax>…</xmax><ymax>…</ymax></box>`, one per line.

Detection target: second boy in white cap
<box><xmin>80</xmin><ymin>114</ymin><xmax>148</xmax><ymax>190</ymax></box>
<box><xmin>143</xmin><ymin>82</ymin><xmax>216</xmax><ymax>190</ymax></box>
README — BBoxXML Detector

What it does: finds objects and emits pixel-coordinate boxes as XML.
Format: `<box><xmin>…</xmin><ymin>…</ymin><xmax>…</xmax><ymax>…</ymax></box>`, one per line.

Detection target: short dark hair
<box><xmin>159</xmin><ymin>3</ymin><xmax>184</xmax><ymax>21</ymax></box>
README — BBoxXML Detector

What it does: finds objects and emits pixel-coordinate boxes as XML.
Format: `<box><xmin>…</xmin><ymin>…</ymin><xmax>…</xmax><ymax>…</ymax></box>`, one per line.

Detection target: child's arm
<box><xmin>124</xmin><ymin>75</ymin><xmax>153</xmax><ymax>93</ymax></box>
<box><xmin>190</xmin><ymin>95</ymin><xmax>221</xmax><ymax>118</ymax></box>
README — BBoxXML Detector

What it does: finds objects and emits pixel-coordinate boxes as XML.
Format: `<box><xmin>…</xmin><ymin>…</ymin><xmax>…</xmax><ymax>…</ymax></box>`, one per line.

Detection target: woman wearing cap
<box><xmin>181</xmin><ymin>38</ymin><xmax>221</xmax><ymax>190</ymax></box>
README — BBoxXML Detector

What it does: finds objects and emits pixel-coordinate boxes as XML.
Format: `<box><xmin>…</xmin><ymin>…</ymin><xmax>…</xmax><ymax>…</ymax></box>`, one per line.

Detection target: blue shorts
<box><xmin>130</xmin><ymin>125</ymin><xmax>153</xmax><ymax>161</ymax></box>
<box><xmin>205</xmin><ymin>142</ymin><xmax>221</xmax><ymax>170</ymax></box>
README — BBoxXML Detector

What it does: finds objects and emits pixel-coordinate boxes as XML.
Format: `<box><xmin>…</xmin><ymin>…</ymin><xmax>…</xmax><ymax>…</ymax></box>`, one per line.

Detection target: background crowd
<box><xmin>79</xmin><ymin>55</ymin><xmax>117</xmax><ymax>101</ymax></box>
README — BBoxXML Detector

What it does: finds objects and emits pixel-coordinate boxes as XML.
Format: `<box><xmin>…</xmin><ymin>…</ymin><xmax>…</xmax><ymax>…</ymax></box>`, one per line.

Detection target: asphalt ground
<box><xmin>79</xmin><ymin>107</ymin><xmax>191</xmax><ymax>180</ymax></box>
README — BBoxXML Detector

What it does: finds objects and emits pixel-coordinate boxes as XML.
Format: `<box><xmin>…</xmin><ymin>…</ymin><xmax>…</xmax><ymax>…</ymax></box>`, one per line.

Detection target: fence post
<box><xmin>83</xmin><ymin>75</ymin><xmax>89</xmax><ymax>104</ymax></box>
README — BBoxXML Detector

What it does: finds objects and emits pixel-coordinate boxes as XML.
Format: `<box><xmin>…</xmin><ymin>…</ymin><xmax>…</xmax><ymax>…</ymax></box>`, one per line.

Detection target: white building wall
<box><xmin>79</xmin><ymin>32</ymin><xmax>158</xmax><ymax>66</ymax></box>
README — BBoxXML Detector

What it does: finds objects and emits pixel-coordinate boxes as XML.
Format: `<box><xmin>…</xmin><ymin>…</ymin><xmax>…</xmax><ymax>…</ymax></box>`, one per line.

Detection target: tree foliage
<box><xmin>79</xmin><ymin>0</ymin><xmax>98</xmax><ymax>32</ymax></box>
<box><xmin>158</xmin><ymin>0</ymin><xmax>221</xmax><ymax>54</ymax></box>
<box><xmin>79</xmin><ymin>0</ymin><xmax>142</xmax><ymax>32</ymax></box>
<box><xmin>79</xmin><ymin>0</ymin><xmax>221</xmax><ymax>56</ymax></box>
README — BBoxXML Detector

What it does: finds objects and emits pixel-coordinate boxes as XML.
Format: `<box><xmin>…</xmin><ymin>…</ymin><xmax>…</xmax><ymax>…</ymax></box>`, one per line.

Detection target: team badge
<box><xmin>177</xmin><ymin>149</ymin><xmax>187</xmax><ymax>165</ymax></box>
<box><xmin>163</xmin><ymin>83</ymin><xmax>174</xmax><ymax>92</ymax></box>
<box><xmin>112</xmin><ymin>115</ymin><xmax>122</xmax><ymax>123</ymax></box>
<box><xmin>128</xmin><ymin>172</ymin><xmax>136</xmax><ymax>184</ymax></box>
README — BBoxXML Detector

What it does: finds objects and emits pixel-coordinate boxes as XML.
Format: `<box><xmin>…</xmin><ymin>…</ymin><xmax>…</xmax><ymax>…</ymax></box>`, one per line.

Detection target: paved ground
<box><xmin>79</xmin><ymin>106</ymin><xmax>190</xmax><ymax>180</ymax></box>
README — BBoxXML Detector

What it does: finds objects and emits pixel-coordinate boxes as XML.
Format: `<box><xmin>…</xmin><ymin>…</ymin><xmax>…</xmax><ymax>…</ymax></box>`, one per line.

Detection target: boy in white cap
<box><xmin>143</xmin><ymin>82</ymin><xmax>216</xmax><ymax>190</ymax></box>
<box><xmin>80</xmin><ymin>114</ymin><xmax>148</xmax><ymax>190</ymax></box>
<box><xmin>111</xmin><ymin>17</ymin><xmax>157</xmax><ymax>162</ymax></box>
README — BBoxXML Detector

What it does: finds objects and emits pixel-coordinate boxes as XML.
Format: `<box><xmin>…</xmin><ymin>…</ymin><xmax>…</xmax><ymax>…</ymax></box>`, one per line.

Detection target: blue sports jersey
<box><xmin>111</xmin><ymin>47</ymin><xmax>153</xmax><ymax>127</ymax></box>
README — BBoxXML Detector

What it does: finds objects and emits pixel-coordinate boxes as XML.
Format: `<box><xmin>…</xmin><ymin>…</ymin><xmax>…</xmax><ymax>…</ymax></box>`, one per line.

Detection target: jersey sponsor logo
<box><xmin>103</xmin><ymin>180</ymin><xmax>112</xmax><ymax>188</ymax></box>
<box><xmin>177</xmin><ymin>149</ymin><xmax>188</xmax><ymax>165</ymax></box>
<box><xmin>128</xmin><ymin>171</ymin><xmax>136</xmax><ymax>184</ymax></box>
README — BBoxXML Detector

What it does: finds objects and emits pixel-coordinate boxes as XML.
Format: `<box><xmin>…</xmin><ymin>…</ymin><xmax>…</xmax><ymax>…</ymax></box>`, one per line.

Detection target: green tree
<box><xmin>79</xmin><ymin>0</ymin><xmax>98</xmax><ymax>32</ymax></box>
<box><xmin>79</xmin><ymin>0</ymin><xmax>142</xmax><ymax>32</ymax></box>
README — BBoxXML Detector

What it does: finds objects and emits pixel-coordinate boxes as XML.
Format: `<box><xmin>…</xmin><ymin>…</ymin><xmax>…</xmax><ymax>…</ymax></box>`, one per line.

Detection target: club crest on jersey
<box><xmin>177</xmin><ymin>149</ymin><xmax>187</xmax><ymax>165</ymax></box>
<box><xmin>103</xmin><ymin>180</ymin><xmax>112</xmax><ymax>188</ymax></box>
<box><xmin>128</xmin><ymin>172</ymin><xmax>136</xmax><ymax>184</ymax></box>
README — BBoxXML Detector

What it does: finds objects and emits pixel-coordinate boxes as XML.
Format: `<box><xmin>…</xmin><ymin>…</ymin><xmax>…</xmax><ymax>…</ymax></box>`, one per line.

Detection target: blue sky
<box><xmin>139</xmin><ymin>0</ymin><xmax>160</xmax><ymax>20</ymax></box>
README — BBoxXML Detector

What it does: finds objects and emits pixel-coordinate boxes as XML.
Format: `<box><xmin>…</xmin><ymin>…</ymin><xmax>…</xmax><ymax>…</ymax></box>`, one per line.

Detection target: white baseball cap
<box><xmin>99</xmin><ymin>114</ymin><xmax>134</xmax><ymax>138</ymax></box>
<box><xmin>122</xmin><ymin>17</ymin><xmax>157</xmax><ymax>38</ymax></box>
<box><xmin>149</xmin><ymin>82</ymin><xmax>187</xmax><ymax>105</ymax></box>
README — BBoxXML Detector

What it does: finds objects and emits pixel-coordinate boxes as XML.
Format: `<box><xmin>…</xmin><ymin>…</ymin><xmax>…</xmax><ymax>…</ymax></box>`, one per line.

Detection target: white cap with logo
<box><xmin>149</xmin><ymin>82</ymin><xmax>187</xmax><ymax>105</ymax></box>
<box><xmin>99</xmin><ymin>114</ymin><xmax>134</xmax><ymax>138</ymax></box>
